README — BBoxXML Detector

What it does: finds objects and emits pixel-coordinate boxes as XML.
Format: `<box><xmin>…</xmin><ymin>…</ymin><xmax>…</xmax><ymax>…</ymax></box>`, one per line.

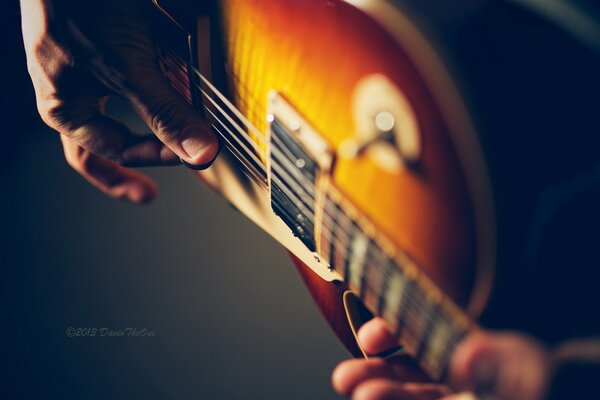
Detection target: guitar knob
<box><xmin>342</xmin><ymin>74</ymin><xmax>421</xmax><ymax>173</ymax></box>
<box><xmin>340</xmin><ymin>111</ymin><xmax>398</xmax><ymax>158</ymax></box>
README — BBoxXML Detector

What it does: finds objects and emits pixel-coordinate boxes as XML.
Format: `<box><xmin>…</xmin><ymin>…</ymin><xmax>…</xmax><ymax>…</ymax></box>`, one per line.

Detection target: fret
<box><xmin>434</xmin><ymin>319</ymin><xmax>468</xmax><ymax>381</ymax></box>
<box><xmin>358</xmin><ymin>241</ymin><xmax>371</xmax><ymax>300</ymax></box>
<box><xmin>361</xmin><ymin>243</ymin><xmax>386</xmax><ymax>313</ymax></box>
<box><xmin>313</xmin><ymin>187</ymin><xmax>475</xmax><ymax>382</ymax></box>
<box><xmin>382</xmin><ymin>268</ymin><xmax>408</xmax><ymax>334</ymax></box>
<box><xmin>153</xmin><ymin>3</ymin><xmax>478</xmax><ymax>382</ymax></box>
<box><xmin>332</xmin><ymin>204</ymin><xmax>347</xmax><ymax>276</ymax></box>
<box><xmin>336</xmin><ymin>210</ymin><xmax>356</xmax><ymax>283</ymax></box>
<box><xmin>342</xmin><ymin>223</ymin><xmax>355</xmax><ymax>283</ymax></box>
<box><xmin>415</xmin><ymin>302</ymin><xmax>438</xmax><ymax>361</ymax></box>
<box><xmin>327</xmin><ymin>212</ymin><xmax>337</xmax><ymax>271</ymax></box>
<box><xmin>398</xmin><ymin>282</ymin><xmax>421</xmax><ymax>352</ymax></box>
<box><xmin>320</xmin><ymin>194</ymin><xmax>336</xmax><ymax>269</ymax></box>
<box><xmin>316</xmin><ymin>190</ymin><xmax>342</xmax><ymax>274</ymax></box>
<box><xmin>422</xmin><ymin>311</ymin><xmax>455</xmax><ymax>376</ymax></box>
<box><xmin>348</xmin><ymin>231</ymin><xmax>369</xmax><ymax>296</ymax></box>
<box><xmin>375</xmin><ymin>259</ymin><xmax>390</xmax><ymax>316</ymax></box>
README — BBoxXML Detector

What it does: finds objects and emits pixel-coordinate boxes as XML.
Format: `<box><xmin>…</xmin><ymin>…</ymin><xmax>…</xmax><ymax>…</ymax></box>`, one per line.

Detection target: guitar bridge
<box><xmin>267</xmin><ymin>92</ymin><xmax>334</xmax><ymax>253</ymax></box>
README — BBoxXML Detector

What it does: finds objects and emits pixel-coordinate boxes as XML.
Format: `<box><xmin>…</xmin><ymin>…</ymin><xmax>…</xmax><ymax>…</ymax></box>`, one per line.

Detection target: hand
<box><xmin>21</xmin><ymin>0</ymin><xmax>219</xmax><ymax>203</ymax></box>
<box><xmin>332</xmin><ymin>318</ymin><xmax>553</xmax><ymax>400</ymax></box>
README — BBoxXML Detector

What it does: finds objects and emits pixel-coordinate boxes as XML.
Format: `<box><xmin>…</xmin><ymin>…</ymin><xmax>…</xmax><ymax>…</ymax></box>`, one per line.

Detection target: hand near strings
<box><xmin>21</xmin><ymin>0</ymin><xmax>219</xmax><ymax>203</ymax></box>
<box><xmin>332</xmin><ymin>318</ymin><xmax>554</xmax><ymax>400</ymax></box>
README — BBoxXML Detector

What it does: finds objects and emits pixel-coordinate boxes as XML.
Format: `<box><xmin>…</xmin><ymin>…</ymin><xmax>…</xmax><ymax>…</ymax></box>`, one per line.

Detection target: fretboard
<box><xmin>156</xmin><ymin>37</ymin><xmax>473</xmax><ymax>382</ymax></box>
<box><xmin>319</xmin><ymin>189</ymin><xmax>472</xmax><ymax>380</ymax></box>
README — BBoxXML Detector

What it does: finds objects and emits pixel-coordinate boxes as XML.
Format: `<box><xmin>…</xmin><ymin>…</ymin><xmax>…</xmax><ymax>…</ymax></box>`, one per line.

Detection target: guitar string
<box><xmin>199</xmin><ymin>108</ymin><xmax>442</xmax><ymax>335</ymax></box>
<box><xmin>201</xmin><ymin>98</ymin><xmax>269</xmax><ymax>185</ymax></box>
<box><xmin>164</xmin><ymin>50</ymin><xmax>465</xmax><ymax>340</ymax></box>
<box><xmin>161</xmin><ymin>56</ymin><xmax>465</xmax><ymax>369</ymax></box>
<box><xmin>196</xmin><ymin>80</ymin><xmax>452</xmax><ymax>339</ymax></box>
<box><xmin>159</xmin><ymin>57</ymin><xmax>268</xmax><ymax>186</ymax></box>
<box><xmin>211</xmin><ymin>124</ymin><xmax>267</xmax><ymax>185</ymax></box>
<box><xmin>201</xmin><ymin>89</ymin><xmax>267</xmax><ymax>156</ymax></box>
<box><xmin>196</xmin><ymin>73</ymin><xmax>394</xmax><ymax>257</ymax></box>
<box><xmin>163</xmin><ymin>53</ymin><xmax>446</xmax><ymax>355</ymax></box>
<box><xmin>202</xmin><ymin>104</ymin><xmax>267</xmax><ymax>171</ymax></box>
<box><xmin>163</xmin><ymin>47</ymin><xmax>267</xmax><ymax>145</ymax></box>
<box><xmin>195</xmin><ymin>71</ymin><xmax>462</xmax><ymax>328</ymax></box>
<box><xmin>161</xmin><ymin>49</ymin><xmax>268</xmax><ymax>182</ymax></box>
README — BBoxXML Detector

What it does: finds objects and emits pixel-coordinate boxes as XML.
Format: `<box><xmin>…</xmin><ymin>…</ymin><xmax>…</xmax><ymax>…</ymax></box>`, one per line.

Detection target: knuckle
<box><xmin>37</xmin><ymin>97</ymin><xmax>67</xmax><ymax>129</ymax></box>
<box><xmin>31</xmin><ymin>35</ymin><xmax>75</xmax><ymax>80</ymax></box>
<box><xmin>149</xmin><ymin>99</ymin><xmax>187</xmax><ymax>142</ymax></box>
<box><xmin>38</xmin><ymin>96</ymin><xmax>100</xmax><ymax>134</ymax></box>
<box><xmin>32</xmin><ymin>35</ymin><xmax>67</xmax><ymax>63</ymax></box>
<box><xmin>38</xmin><ymin>97</ymin><xmax>82</xmax><ymax>133</ymax></box>
<box><xmin>77</xmin><ymin>133</ymin><xmax>124</xmax><ymax>167</ymax></box>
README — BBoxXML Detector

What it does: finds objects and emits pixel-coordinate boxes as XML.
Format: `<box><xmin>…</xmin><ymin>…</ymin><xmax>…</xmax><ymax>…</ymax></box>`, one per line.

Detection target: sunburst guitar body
<box><xmin>151</xmin><ymin>0</ymin><xmax>497</xmax><ymax>382</ymax></box>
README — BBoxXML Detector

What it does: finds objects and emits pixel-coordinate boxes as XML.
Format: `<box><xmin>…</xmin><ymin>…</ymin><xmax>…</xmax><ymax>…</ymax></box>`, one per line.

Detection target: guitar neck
<box><xmin>152</xmin><ymin>1</ymin><xmax>479</xmax><ymax>382</ymax></box>
<box><xmin>318</xmin><ymin>185</ymin><xmax>473</xmax><ymax>380</ymax></box>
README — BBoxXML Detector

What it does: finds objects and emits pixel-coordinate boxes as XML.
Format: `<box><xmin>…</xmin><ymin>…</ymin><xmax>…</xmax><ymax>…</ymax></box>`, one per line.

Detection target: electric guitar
<box><xmin>150</xmin><ymin>0</ymin><xmax>600</xmax><ymax>385</ymax></box>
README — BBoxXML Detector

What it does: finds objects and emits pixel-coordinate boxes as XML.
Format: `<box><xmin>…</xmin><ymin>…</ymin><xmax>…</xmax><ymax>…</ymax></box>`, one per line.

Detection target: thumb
<box><xmin>123</xmin><ymin>63</ymin><xmax>219</xmax><ymax>167</ymax></box>
<box><xmin>450</xmin><ymin>332</ymin><xmax>552</xmax><ymax>400</ymax></box>
<box><xmin>58</xmin><ymin>1</ymin><xmax>219</xmax><ymax>168</ymax></box>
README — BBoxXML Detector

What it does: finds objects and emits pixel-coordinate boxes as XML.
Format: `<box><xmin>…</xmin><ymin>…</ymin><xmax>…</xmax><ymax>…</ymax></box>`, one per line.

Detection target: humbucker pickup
<box><xmin>269</xmin><ymin>118</ymin><xmax>318</xmax><ymax>251</ymax></box>
<box><xmin>267</xmin><ymin>92</ymin><xmax>333</xmax><ymax>253</ymax></box>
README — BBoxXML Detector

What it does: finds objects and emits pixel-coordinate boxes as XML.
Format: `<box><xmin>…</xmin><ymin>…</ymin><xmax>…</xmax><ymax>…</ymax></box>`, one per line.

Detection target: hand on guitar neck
<box><xmin>20</xmin><ymin>1</ymin><xmax>600</xmax><ymax>399</ymax></box>
<box><xmin>333</xmin><ymin>318</ymin><xmax>600</xmax><ymax>400</ymax></box>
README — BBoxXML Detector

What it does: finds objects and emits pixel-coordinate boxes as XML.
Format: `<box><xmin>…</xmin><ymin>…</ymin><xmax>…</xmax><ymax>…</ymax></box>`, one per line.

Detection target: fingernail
<box><xmin>180</xmin><ymin>126</ymin><xmax>215</xmax><ymax>162</ymax></box>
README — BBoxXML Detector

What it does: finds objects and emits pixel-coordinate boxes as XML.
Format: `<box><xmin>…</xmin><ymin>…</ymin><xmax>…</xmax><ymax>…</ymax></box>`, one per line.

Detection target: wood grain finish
<box><xmin>154</xmin><ymin>0</ymin><xmax>496</xmax><ymax>378</ymax></box>
<box><xmin>290</xmin><ymin>254</ymin><xmax>365</xmax><ymax>358</ymax></box>
<box><xmin>216</xmin><ymin>0</ymin><xmax>479</xmax><ymax>307</ymax></box>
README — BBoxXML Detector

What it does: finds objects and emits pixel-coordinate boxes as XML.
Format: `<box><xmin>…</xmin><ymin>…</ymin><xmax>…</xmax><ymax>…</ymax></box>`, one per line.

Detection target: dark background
<box><xmin>1</xmin><ymin>3</ymin><xmax>347</xmax><ymax>399</ymax></box>
<box><xmin>3</xmin><ymin>0</ymin><xmax>600</xmax><ymax>398</ymax></box>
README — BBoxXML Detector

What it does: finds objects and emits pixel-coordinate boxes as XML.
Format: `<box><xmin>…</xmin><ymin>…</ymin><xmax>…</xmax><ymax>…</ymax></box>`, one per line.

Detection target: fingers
<box><xmin>121</xmin><ymin>62</ymin><xmax>220</xmax><ymax>167</ymax></box>
<box><xmin>23</xmin><ymin>0</ymin><xmax>218</xmax><ymax>170</ymax></box>
<box><xmin>450</xmin><ymin>332</ymin><xmax>552</xmax><ymax>400</ymax></box>
<box><xmin>333</xmin><ymin>358</ymin><xmax>448</xmax><ymax>399</ymax></box>
<box><xmin>358</xmin><ymin>318</ymin><xmax>401</xmax><ymax>356</ymax></box>
<box><xmin>61</xmin><ymin>136</ymin><xmax>157</xmax><ymax>204</ymax></box>
<box><xmin>68</xmin><ymin>0</ymin><xmax>220</xmax><ymax>167</ymax></box>
<box><xmin>352</xmin><ymin>379</ymin><xmax>449</xmax><ymax>400</ymax></box>
<box><xmin>333</xmin><ymin>359</ymin><xmax>398</xmax><ymax>396</ymax></box>
<box><xmin>352</xmin><ymin>324</ymin><xmax>553</xmax><ymax>400</ymax></box>
<box><xmin>333</xmin><ymin>318</ymin><xmax>446</xmax><ymax>399</ymax></box>
<box><xmin>43</xmin><ymin>97</ymin><xmax>180</xmax><ymax>167</ymax></box>
<box><xmin>23</xmin><ymin>8</ymin><xmax>181</xmax><ymax>168</ymax></box>
<box><xmin>41</xmin><ymin>93</ymin><xmax>176</xmax><ymax>203</ymax></box>
<box><xmin>334</xmin><ymin>356</ymin><xmax>439</xmax><ymax>397</ymax></box>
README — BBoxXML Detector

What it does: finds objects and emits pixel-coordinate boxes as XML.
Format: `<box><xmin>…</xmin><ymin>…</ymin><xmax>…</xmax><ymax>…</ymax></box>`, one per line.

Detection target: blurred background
<box><xmin>3</xmin><ymin>0</ymin><xmax>600</xmax><ymax>399</ymax></box>
<box><xmin>1</xmin><ymin>3</ymin><xmax>347</xmax><ymax>399</ymax></box>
